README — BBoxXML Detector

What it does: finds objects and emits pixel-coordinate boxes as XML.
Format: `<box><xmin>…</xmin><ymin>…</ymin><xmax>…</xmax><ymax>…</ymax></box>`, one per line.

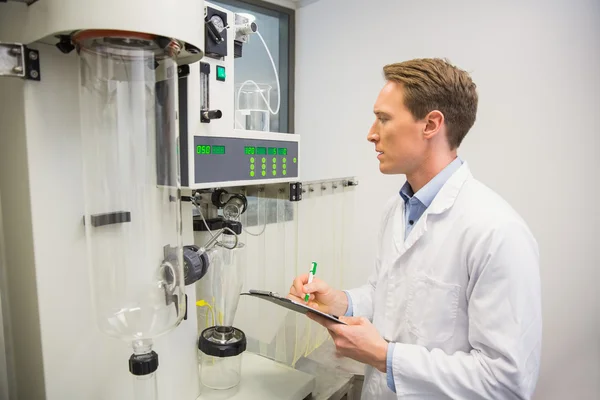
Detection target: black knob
<box><xmin>183</xmin><ymin>245</ymin><xmax>209</xmax><ymax>285</ymax></box>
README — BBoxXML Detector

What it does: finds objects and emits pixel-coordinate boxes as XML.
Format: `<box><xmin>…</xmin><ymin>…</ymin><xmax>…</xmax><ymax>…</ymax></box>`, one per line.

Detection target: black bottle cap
<box><xmin>129</xmin><ymin>351</ymin><xmax>159</xmax><ymax>376</ymax></box>
<box><xmin>198</xmin><ymin>327</ymin><xmax>246</xmax><ymax>357</ymax></box>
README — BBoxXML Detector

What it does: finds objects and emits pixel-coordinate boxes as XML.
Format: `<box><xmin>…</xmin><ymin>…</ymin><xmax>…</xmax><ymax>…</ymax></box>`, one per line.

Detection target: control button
<box><xmin>272</xmin><ymin>170</ymin><xmax>276</xmax><ymax>176</ymax></box>
<box><xmin>282</xmin><ymin>164</ymin><xmax>287</xmax><ymax>170</ymax></box>
<box><xmin>250</xmin><ymin>164</ymin><xmax>255</xmax><ymax>171</ymax></box>
<box><xmin>262</xmin><ymin>164</ymin><xmax>266</xmax><ymax>170</ymax></box>
<box><xmin>261</xmin><ymin>171</ymin><xmax>266</xmax><ymax>177</ymax></box>
<box><xmin>283</xmin><ymin>170</ymin><xmax>287</xmax><ymax>176</ymax></box>
<box><xmin>216</xmin><ymin>65</ymin><xmax>226</xmax><ymax>81</ymax></box>
<box><xmin>250</xmin><ymin>171</ymin><xmax>255</xmax><ymax>177</ymax></box>
<box><xmin>272</xmin><ymin>157</ymin><xmax>277</xmax><ymax>163</ymax></box>
<box><xmin>262</xmin><ymin>157</ymin><xmax>266</xmax><ymax>163</ymax></box>
<box><xmin>250</xmin><ymin>157</ymin><xmax>255</xmax><ymax>163</ymax></box>
<box><xmin>283</xmin><ymin>158</ymin><xmax>287</xmax><ymax>163</ymax></box>
<box><xmin>293</xmin><ymin>157</ymin><xmax>297</xmax><ymax>163</ymax></box>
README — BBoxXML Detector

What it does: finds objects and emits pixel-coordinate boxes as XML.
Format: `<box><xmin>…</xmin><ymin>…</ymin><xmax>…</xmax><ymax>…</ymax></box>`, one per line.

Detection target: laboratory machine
<box><xmin>0</xmin><ymin>0</ymin><xmax>357</xmax><ymax>399</ymax></box>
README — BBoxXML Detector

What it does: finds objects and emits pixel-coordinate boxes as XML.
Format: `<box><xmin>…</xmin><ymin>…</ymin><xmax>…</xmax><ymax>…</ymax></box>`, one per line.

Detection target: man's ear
<box><xmin>423</xmin><ymin>110</ymin><xmax>444</xmax><ymax>139</ymax></box>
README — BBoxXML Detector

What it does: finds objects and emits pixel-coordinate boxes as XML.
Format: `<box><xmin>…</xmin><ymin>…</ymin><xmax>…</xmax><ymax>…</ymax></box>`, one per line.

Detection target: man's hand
<box><xmin>287</xmin><ymin>273</ymin><xmax>348</xmax><ymax>317</ymax></box>
<box><xmin>308</xmin><ymin>313</ymin><xmax>388</xmax><ymax>373</ymax></box>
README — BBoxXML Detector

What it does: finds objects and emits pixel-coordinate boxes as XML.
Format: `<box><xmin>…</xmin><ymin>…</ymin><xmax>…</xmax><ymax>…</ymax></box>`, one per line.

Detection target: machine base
<box><xmin>197</xmin><ymin>352</ymin><xmax>315</xmax><ymax>400</ymax></box>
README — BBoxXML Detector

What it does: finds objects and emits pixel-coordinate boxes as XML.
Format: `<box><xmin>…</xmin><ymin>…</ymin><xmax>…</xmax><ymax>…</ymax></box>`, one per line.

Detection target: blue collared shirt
<box><xmin>345</xmin><ymin>157</ymin><xmax>463</xmax><ymax>393</ymax></box>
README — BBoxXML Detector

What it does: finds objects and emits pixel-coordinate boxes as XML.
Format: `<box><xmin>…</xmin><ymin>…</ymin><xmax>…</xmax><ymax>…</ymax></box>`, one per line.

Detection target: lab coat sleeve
<box><xmin>391</xmin><ymin>220</ymin><xmax>542</xmax><ymax>399</ymax></box>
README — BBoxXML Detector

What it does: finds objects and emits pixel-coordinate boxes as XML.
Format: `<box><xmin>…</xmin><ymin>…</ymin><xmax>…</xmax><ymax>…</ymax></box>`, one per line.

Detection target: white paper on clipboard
<box><xmin>240</xmin><ymin>290</ymin><xmax>348</xmax><ymax>325</ymax></box>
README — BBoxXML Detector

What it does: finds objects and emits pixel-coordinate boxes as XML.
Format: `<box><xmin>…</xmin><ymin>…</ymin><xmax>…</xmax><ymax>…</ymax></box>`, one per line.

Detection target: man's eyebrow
<box><xmin>374</xmin><ymin>110</ymin><xmax>390</xmax><ymax>116</ymax></box>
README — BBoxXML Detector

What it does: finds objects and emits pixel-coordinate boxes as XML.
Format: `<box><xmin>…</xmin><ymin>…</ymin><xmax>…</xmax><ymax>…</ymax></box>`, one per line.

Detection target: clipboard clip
<box><xmin>248</xmin><ymin>289</ymin><xmax>283</xmax><ymax>297</ymax></box>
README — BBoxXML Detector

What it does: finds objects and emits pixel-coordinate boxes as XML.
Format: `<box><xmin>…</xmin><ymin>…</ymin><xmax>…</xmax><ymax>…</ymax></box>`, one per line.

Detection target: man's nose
<box><xmin>367</xmin><ymin>122</ymin><xmax>379</xmax><ymax>142</ymax></box>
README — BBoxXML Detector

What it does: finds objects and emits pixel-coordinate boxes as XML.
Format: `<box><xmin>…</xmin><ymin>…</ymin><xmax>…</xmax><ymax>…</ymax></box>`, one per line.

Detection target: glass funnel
<box><xmin>77</xmin><ymin>31</ymin><xmax>185</xmax><ymax>342</ymax></box>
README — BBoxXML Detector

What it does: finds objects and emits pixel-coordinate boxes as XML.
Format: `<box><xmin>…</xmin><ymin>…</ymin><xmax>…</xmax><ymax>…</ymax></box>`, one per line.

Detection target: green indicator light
<box><xmin>261</xmin><ymin>157</ymin><xmax>266</xmax><ymax>163</ymax></box>
<box><xmin>293</xmin><ymin>157</ymin><xmax>297</xmax><ymax>163</ymax></box>
<box><xmin>250</xmin><ymin>164</ymin><xmax>255</xmax><ymax>171</ymax></box>
<box><xmin>272</xmin><ymin>170</ymin><xmax>276</xmax><ymax>176</ymax></box>
<box><xmin>262</xmin><ymin>164</ymin><xmax>266</xmax><ymax>170</ymax></box>
<box><xmin>282</xmin><ymin>164</ymin><xmax>287</xmax><ymax>170</ymax></box>
<box><xmin>250</xmin><ymin>171</ymin><xmax>255</xmax><ymax>177</ymax></box>
<box><xmin>283</xmin><ymin>170</ymin><xmax>287</xmax><ymax>176</ymax></box>
<box><xmin>250</xmin><ymin>157</ymin><xmax>255</xmax><ymax>163</ymax></box>
<box><xmin>283</xmin><ymin>158</ymin><xmax>287</xmax><ymax>163</ymax></box>
<box><xmin>262</xmin><ymin>171</ymin><xmax>266</xmax><ymax>177</ymax></box>
<box><xmin>216</xmin><ymin>65</ymin><xmax>226</xmax><ymax>81</ymax></box>
<box><xmin>272</xmin><ymin>164</ymin><xmax>276</xmax><ymax>170</ymax></box>
<box><xmin>272</xmin><ymin>157</ymin><xmax>277</xmax><ymax>163</ymax></box>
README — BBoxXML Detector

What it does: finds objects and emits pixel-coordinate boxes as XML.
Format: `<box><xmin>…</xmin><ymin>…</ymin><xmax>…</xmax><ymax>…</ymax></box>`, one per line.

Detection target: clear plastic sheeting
<box><xmin>231</xmin><ymin>180</ymin><xmax>356</xmax><ymax>366</ymax></box>
<box><xmin>78</xmin><ymin>35</ymin><xmax>184</xmax><ymax>342</ymax></box>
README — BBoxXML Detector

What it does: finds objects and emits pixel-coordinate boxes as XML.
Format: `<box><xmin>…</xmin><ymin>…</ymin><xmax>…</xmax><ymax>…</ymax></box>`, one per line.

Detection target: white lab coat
<box><xmin>346</xmin><ymin>162</ymin><xmax>542</xmax><ymax>399</ymax></box>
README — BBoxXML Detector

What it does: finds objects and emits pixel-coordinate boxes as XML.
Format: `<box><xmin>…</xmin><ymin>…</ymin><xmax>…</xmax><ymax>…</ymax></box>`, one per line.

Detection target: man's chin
<box><xmin>379</xmin><ymin>162</ymin><xmax>402</xmax><ymax>175</ymax></box>
<box><xmin>379</xmin><ymin>163</ymin><xmax>393</xmax><ymax>174</ymax></box>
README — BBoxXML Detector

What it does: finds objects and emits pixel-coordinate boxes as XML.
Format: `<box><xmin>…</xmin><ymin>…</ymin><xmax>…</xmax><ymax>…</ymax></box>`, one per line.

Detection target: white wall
<box><xmin>295</xmin><ymin>0</ymin><xmax>600</xmax><ymax>398</ymax></box>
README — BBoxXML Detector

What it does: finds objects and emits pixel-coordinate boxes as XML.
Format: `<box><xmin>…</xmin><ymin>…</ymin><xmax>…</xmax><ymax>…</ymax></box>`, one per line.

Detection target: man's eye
<box><xmin>379</xmin><ymin>118</ymin><xmax>388</xmax><ymax>123</ymax></box>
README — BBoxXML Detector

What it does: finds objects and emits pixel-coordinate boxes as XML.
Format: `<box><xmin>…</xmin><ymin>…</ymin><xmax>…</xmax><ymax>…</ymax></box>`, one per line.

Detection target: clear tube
<box><xmin>77</xmin><ymin>33</ymin><xmax>185</xmax><ymax>342</ymax></box>
<box><xmin>133</xmin><ymin>373</ymin><xmax>157</xmax><ymax>400</ymax></box>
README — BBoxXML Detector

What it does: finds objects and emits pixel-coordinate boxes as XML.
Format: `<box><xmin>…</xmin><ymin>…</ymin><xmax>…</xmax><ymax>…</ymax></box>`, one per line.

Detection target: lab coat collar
<box><xmin>394</xmin><ymin>162</ymin><xmax>472</xmax><ymax>254</ymax></box>
<box><xmin>400</xmin><ymin>157</ymin><xmax>463</xmax><ymax>208</ymax></box>
<box><xmin>426</xmin><ymin>160</ymin><xmax>472</xmax><ymax>215</ymax></box>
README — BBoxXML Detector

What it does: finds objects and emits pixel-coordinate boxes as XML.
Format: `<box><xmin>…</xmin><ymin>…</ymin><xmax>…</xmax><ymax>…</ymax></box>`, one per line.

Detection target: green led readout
<box><xmin>197</xmin><ymin>145</ymin><xmax>211</xmax><ymax>154</ymax></box>
<box><xmin>247</xmin><ymin>147</ymin><xmax>288</xmax><ymax>156</ymax></box>
<box><xmin>197</xmin><ymin>145</ymin><xmax>225</xmax><ymax>155</ymax></box>
<box><xmin>212</xmin><ymin>145</ymin><xmax>225</xmax><ymax>154</ymax></box>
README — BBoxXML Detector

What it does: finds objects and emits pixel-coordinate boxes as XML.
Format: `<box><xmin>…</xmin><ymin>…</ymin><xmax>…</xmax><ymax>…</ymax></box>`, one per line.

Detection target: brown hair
<box><xmin>383</xmin><ymin>58</ymin><xmax>478</xmax><ymax>149</ymax></box>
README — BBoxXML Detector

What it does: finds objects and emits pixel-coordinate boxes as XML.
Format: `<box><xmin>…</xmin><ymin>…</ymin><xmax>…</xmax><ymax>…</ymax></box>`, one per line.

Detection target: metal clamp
<box><xmin>289</xmin><ymin>182</ymin><xmax>303</xmax><ymax>202</ymax></box>
<box><xmin>0</xmin><ymin>43</ymin><xmax>41</xmax><ymax>81</ymax></box>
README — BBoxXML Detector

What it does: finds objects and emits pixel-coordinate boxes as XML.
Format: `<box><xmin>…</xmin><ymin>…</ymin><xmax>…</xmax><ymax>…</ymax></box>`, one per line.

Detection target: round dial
<box><xmin>210</xmin><ymin>15</ymin><xmax>226</xmax><ymax>33</ymax></box>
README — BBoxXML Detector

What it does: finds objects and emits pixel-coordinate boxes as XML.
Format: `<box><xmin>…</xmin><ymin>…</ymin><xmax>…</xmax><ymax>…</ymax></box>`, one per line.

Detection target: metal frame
<box><xmin>211</xmin><ymin>0</ymin><xmax>295</xmax><ymax>134</ymax></box>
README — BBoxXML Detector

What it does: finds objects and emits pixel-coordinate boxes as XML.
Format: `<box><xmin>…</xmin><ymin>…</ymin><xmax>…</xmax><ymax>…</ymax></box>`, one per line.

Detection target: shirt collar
<box><xmin>399</xmin><ymin>157</ymin><xmax>463</xmax><ymax>207</ymax></box>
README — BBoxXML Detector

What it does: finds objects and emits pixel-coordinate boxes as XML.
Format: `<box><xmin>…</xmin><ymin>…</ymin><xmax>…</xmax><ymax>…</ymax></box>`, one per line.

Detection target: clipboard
<box><xmin>241</xmin><ymin>289</ymin><xmax>348</xmax><ymax>325</ymax></box>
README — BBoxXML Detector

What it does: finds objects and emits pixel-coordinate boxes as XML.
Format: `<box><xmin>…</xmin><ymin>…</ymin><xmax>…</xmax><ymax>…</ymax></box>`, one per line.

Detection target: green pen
<box><xmin>305</xmin><ymin>262</ymin><xmax>317</xmax><ymax>302</ymax></box>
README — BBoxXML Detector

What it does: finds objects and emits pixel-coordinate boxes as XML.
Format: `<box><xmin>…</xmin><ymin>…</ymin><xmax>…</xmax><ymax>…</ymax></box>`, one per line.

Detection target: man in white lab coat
<box><xmin>288</xmin><ymin>58</ymin><xmax>542</xmax><ymax>399</ymax></box>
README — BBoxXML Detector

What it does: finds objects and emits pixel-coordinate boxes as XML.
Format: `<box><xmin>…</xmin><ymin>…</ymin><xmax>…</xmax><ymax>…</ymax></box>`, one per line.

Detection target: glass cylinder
<box><xmin>77</xmin><ymin>31</ymin><xmax>184</xmax><ymax>342</ymax></box>
<box><xmin>197</xmin><ymin>326</ymin><xmax>246</xmax><ymax>390</ymax></box>
<box><xmin>235</xmin><ymin>83</ymin><xmax>271</xmax><ymax>132</ymax></box>
<box><xmin>133</xmin><ymin>373</ymin><xmax>158</xmax><ymax>400</ymax></box>
<box><xmin>198</xmin><ymin>352</ymin><xmax>242</xmax><ymax>390</ymax></box>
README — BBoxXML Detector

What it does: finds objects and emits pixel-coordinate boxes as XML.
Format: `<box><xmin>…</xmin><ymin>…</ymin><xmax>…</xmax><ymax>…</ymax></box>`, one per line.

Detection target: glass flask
<box><xmin>235</xmin><ymin>82</ymin><xmax>271</xmax><ymax>132</ymax></box>
<box><xmin>196</xmin><ymin>232</ymin><xmax>247</xmax><ymax>390</ymax></box>
<box><xmin>77</xmin><ymin>31</ymin><xmax>185</xmax><ymax>343</ymax></box>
